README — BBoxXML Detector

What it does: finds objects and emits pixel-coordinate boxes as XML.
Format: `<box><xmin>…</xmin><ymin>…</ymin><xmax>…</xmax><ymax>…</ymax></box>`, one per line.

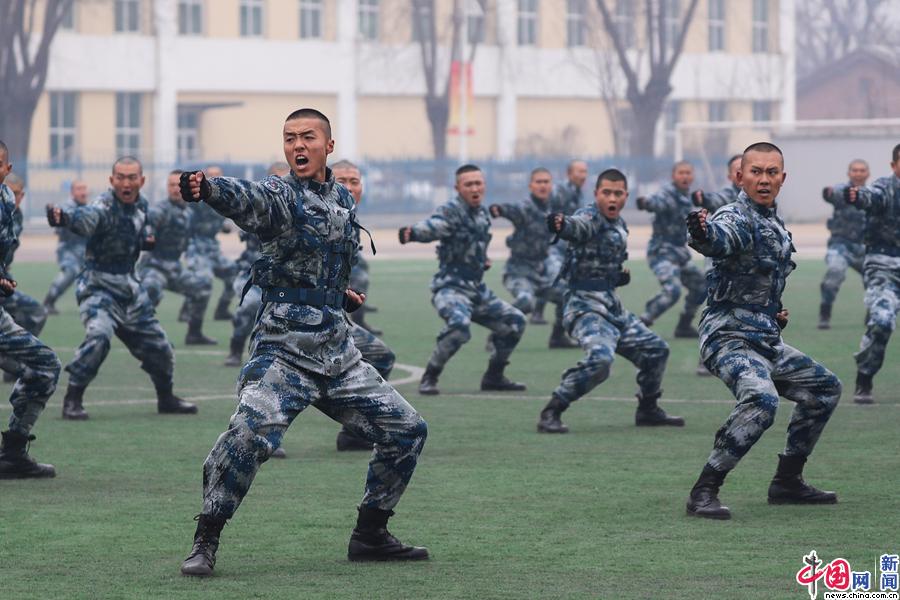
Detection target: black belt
<box><xmin>442</xmin><ymin>264</ymin><xmax>484</xmax><ymax>282</ymax></box>
<box><xmin>569</xmin><ymin>278</ymin><xmax>614</xmax><ymax>292</ymax></box>
<box><xmin>868</xmin><ymin>245</ymin><xmax>900</xmax><ymax>257</ymax></box>
<box><xmin>261</xmin><ymin>286</ymin><xmax>344</xmax><ymax>309</ymax></box>
<box><xmin>85</xmin><ymin>260</ymin><xmax>133</xmax><ymax>274</ymax></box>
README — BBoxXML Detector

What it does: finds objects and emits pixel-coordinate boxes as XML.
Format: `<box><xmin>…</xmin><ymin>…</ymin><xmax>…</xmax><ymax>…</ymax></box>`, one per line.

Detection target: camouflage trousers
<box><xmin>186</xmin><ymin>241</ymin><xmax>238</xmax><ymax>306</ymax></box>
<box><xmin>503</xmin><ymin>273</ymin><xmax>547</xmax><ymax>315</ymax></box>
<box><xmin>855</xmin><ymin>255</ymin><xmax>900</xmax><ymax>377</ymax></box>
<box><xmin>701</xmin><ymin>328</ymin><xmax>841</xmax><ymax>473</ymax></box>
<box><xmin>200</xmin><ymin>354</ymin><xmax>427</xmax><ymax>519</ymax></box>
<box><xmin>66</xmin><ymin>282</ymin><xmax>175</xmax><ymax>390</ymax></box>
<box><xmin>0</xmin><ymin>290</ymin><xmax>48</xmax><ymax>337</ymax></box>
<box><xmin>351</xmin><ymin>323</ymin><xmax>395</xmax><ymax>379</ymax></box>
<box><xmin>428</xmin><ymin>284</ymin><xmax>526</xmax><ymax>369</ymax></box>
<box><xmin>644</xmin><ymin>253</ymin><xmax>706</xmax><ymax>322</ymax></box>
<box><xmin>538</xmin><ymin>246</ymin><xmax>568</xmax><ymax>324</ymax></box>
<box><xmin>45</xmin><ymin>245</ymin><xmax>85</xmax><ymax>306</ymax></box>
<box><xmin>230</xmin><ymin>272</ymin><xmax>260</xmax><ymax>347</ymax></box>
<box><xmin>139</xmin><ymin>259</ymin><xmax>213</xmax><ymax>322</ymax></box>
<box><xmin>554</xmin><ymin>293</ymin><xmax>668</xmax><ymax>407</ymax></box>
<box><xmin>0</xmin><ymin>308</ymin><xmax>60</xmax><ymax>435</ymax></box>
<box><xmin>819</xmin><ymin>240</ymin><xmax>865</xmax><ymax>307</ymax></box>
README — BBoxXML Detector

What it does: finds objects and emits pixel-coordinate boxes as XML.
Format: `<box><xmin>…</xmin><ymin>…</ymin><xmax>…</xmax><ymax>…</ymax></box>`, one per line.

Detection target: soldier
<box><xmin>46</xmin><ymin>156</ymin><xmax>196</xmax><ymax>420</ymax></box>
<box><xmin>398</xmin><ymin>164</ymin><xmax>527</xmax><ymax>395</ymax></box>
<box><xmin>637</xmin><ymin>161</ymin><xmax>706</xmax><ymax>338</ymax></box>
<box><xmin>692</xmin><ymin>155</ymin><xmax>742</xmax><ymax>214</ymax></box>
<box><xmin>138</xmin><ymin>170</ymin><xmax>216</xmax><ymax>345</ymax></box>
<box><xmin>489</xmin><ymin>167</ymin><xmax>565</xmax><ymax>348</ymax></box>
<box><xmin>178</xmin><ymin>109</ymin><xmax>428</xmax><ymax>576</ymax></box>
<box><xmin>181</xmin><ymin>165</ymin><xmax>238</xmax><ymax>322</ymax></box>
<box><xmin>43</xmin><ymin>180</ymin><xmax>89</xmax><ymax>314</ymax></box>
<box><xmin>817</xmin><ymin>160</ymin><xmax>869</xmax><ymax>329</ymax></box>
<box><xmin>538</xmin><ymin>169</ymin><xmax>683</xmax><ymax>434</ymax></box>
<box><xmin>844</xmin><ymin>144</ymin><xmax>900</xmax><ymax>404</ymax></box>
<box><xmin>684</xmin><ymin>142</ymin><xmax>842</xmax><ymax>520</ymax></box>
<box><xmin>0</xmin><ymin>140</ymin><xmax>60</xmax><ymax>478</ymax></box>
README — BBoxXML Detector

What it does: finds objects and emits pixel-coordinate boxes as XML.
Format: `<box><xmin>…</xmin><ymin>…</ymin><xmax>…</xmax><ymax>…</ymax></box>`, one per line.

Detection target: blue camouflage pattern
<box><xmin>494</xmin><ymin>195</ymin><xmax>553</xmax><ymax>315</ymax></box>
<box><xmin>186</xmin><ymin>202</ymin><xmax>238</xmax><ymax>305</ymax></box>
<box><xmin>46</xmin><ymin>198</ymin><xmax>88</xmax><ymax>306</ymax></box>
<box><xmin>0</xmin><ymin>187</ymin><xmax>47</xmax><ymax>335</ymax></box>
<box><xmin>699</xmin><ymin>183</ymin><xmax>740</xmax><ymax>213</ymax></box>
<box><xmin>819</xmin><ymin>183</ymin><xmax>866</xmax><ymax>306</ymax></box>
<box><xmin>691</xmin><ymin>192</ymin><xmax>841</xmax><ymax>472</ymax></box>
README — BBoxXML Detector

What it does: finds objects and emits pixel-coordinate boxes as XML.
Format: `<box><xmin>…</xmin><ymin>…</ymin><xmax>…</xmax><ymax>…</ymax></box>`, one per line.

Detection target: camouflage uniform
<box><xmin>492</xmin><ymin>195</ymin><xmax>553</xmax><ymax>315</ymax></box>
<box><xmin>697</xmin><ymin>183</ymin><xmax>740</xmax><ymax>214</ymax></box>
<box><xmin>819</xmin><ymin>184</ymin><xmax>866</xmax><ymax>308</ymax></box>
<box><xmin>185</xmin><ymin>202</ymin><xmax>238</xmax><ymax>311</ymax></box>
<box><xmin>138</xmin><ymin>198</ymin><xmax>213</xmax><ymax>320</ymax></box>
<box><xmin>0</xmin><ymin>183</ymin><xmax>61</xmax><ymax>435</ymax></box>
<box><xmin>61</xmin><ymin>191</ymin><xmax>175</xmax><ymax>391</ymax></box>
<box><xmin>540</xmin><ymin>181</ymin><xmax>584</xmax><ymax>323</ymax></box>
<box><xmin>44</xmin><ymin>198</ymin><xmax>87</xmax><ymax>307</ymax></box>
<box><xmin>552</xmin><ymin>205</ymin><xmax>668</xmax><ymax>407</ymax></box>
<box><xmin>197</xmin><ymin>170</ymin><xmax>426</xmax><ymax>520</ymax></box>
<box><xmin>691</xmin><ymin>192</ymin><xmax>841</xmax><ymax>473</ymax></box>
<box><xmin>640</xmin><ymin>183</ymin><xmax>706</xmax><ymax>324</ymax></box>
<box><xmin>0</xmin><ymin>201</ymin><xmax>47</xmax><ymax>337</ymax></box>
<box><xmin>228</xmin><ymin>231</ymin><xmax>262</xmax><ymax>351</ymax></box>
<box><xmin>847</xmin><ymin>175</ymin><xmax>900</xmax><ymax>378</ymax></box>
<box><xmin>409</xmin><ymin>196</ymin><xmax>526</xmax><ymax>371</ymax></box>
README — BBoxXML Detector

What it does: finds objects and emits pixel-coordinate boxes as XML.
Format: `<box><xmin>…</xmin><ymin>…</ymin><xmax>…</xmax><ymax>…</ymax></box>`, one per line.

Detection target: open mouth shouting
<box><xmin>294</xmin><ymin>155</ymin><xmax>310</xmax><ymax>168</ymax></box>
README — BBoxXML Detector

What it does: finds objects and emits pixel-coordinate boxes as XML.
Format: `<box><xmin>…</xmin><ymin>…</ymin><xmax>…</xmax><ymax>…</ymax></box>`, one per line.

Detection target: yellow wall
<box><xmin>207</xmin><ymin>0</ymin><xmax>239</xmax><ymax>37</ymax></box>
<box><xmin>515</xmin><ymin>97</ymin><xmax>615</xmax><ymax>156</ymax></box>
<box><xmin>358</xmin><ymin>96</ymin><xmax>434</xmax><ymax>158</ymax></box>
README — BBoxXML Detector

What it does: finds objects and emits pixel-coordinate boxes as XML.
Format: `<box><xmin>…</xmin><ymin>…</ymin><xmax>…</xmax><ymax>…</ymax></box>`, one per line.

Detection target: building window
<box><xmin>752</xmin><ymin>101</ymin><xmax>772</xmax><ymax>122</ymax></box>
<box><xmin>517</xmin><ymin>0</ymin><xmax>538</xmax><ymax>46</ymax></box>
<box><xmin>411</xmin><ymin>0</ymin><xmax>432</xmax><ymax>42</ymax></box>
<box><xmin>60</xmin><ymin>1</ymin><xmax>76</xmax><ymax>31</ymax></box>
<box><xmin>467</xmin><ymin>0</ymin><xmax>485</xmax><ymax>45</ymax></box>
<box><xmin>566</xmin><ymin>0</ymin><xmax>585</xmax><ymax>48</ymax></box>
<box><xmin>177</xmin><ymin>108</ymin><xmax>200</xmax><ymax>162</ymax></box>
<box><xmin>358</xmin><ymin>0</ymin><xmax>379</xmax><ymax>41</ymax></box>
<box><xmin>708</xmin><ymin>100</ymin><xmax>727</xmax><ymax>122</ymax></box>
<box><xmin>178</xmin><ymin>0</ymin><xmax>203</xmax><ymax>35</ymax></box>
<box><xmin>662</xmin><ymin>0</ymin><xmax>680</xmax><ymax>52</ymax></box>
<box><xmin>708</xmin><ymin>0</ymin><xmax>724</xmax><ymax>51</ymax></box>
<box><xmin>752</xmin><ymin>0</ymin><xmax>768</xmax><ymax>52</ymax></box>
<box><xmin>240</xmin><ymin>0</ymin><xmax>264</xmax><ymax>37</ymax></box>
<box><xmin>300</xmin><ymin>0</ymin><xmax>322</xmax><ymax>39</ymax></box>
<box><xmin>613</xmin><ymin>0</ymin><xmax>635</xmax><ymax>48</ymax></box>
<box><xmin>114</xmin><ymin>0</ymin><xmax>140</xmax><ymax>33</ymax></box>
<box><xmin>49</xmin><ymin>92</ymin><xmax>77</xmax><ymax>164</ymax></box>
<box><xmin>115</xmin><ymin>92</ymin><xmax>142</xmax><ymax>157</ymax></box>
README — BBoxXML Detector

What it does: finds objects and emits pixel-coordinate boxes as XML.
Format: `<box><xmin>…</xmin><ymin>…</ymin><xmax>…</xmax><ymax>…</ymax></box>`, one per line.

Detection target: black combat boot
<box><xmin>62</xmin><ymin>384</ymin><xmax>89</xmax><ymax>420</ymax></box>
<box><xmin>42</xmin><ymin>295</ymin><xmax>59</xmax><ymax>315</ymax></box>
<box><xmin>853</xmin><ymin>372</ymin><xmax>874</xmax><ymax>404</ymax></box>
<box><xmin>213</xmin><ymin>298</ymin><xmax>233</xmax><ymax>321</ymax></box>
<box><xmin>639</xmin><ymin>314</ymin><xmax>653</xmax><ymax>327</ymax></box>
<box><xmin>336</xmin><ymin>426</ymin><xmax>375</xmax><ymax>451</ymax></box>
<box><xmin>418</xmin><ymin>363</ymin><xmax>442</xmax><ymax>395</ymax></box>
<box><xmin>185</xmin><ymin>319</ymin><xmax>218</xmax><ymax>346</ymax></box>
<box><xmin>156</xmin><ymin>383</ymin><xmax>198</xmax><ymax>415</ymax></box>
<box><xmin>548</xmin><ymin>323</ymin><xmax>578</xmax><ymax>349</ymax></box>
<box><xmin>686</xmin><ymin>465</ymin><xmax>731</xmax><ymax>520</ymax></box>
<box><xmin>177</xmin><ymin>302</ymin><xmax>189</xmax><ymax>322</ymax></box>
<box><xmin>635</xmin><ymin>391</ymin><xmax>685</xmax><ymax>426</ymax></box>
<box><xmin>350</xmin><ymin>310</ymin><xmax>382</xmax><ymax>336</ymax></box>
<box><xmin>767</xmin><ymin>454</ymin><xmax>838</xmax><ymax>505</ymax></box>
<box><xmin>817</xmin><ymin>302</ymin><xmax>832</xmax><ymax>330</ymax></box>
<box><xmin>673</xmin><ymin>313</ymin><xmax>699</xmax><ymax>338</ymax></box>
<box><xmin>181</xmin><ymin>514</ymin><xmax>227</xmax><ymax>576</ymax></box>
<box><xmin>537</xmin><ymin>394</ymin><xmax>569</xmax><ymax>433</ymax></box>
<box><xmin>530</xmin><ymin>300</ymin><xmax>548</xmax><ymax>325</ymax></box>
<box><xmin>347</xmin><ymin>507</ymin><xmax>429</xmax><ymax>562</ymax></box>
<box><xmin>223</xmin><ymin>338</ymin><xmax>244</xmax><ymax>367</ymax></box>
<box><xmin>0</xmin><ymin>430</ymin><xmax>56</xmax><ymax>479</ymax></box>
<box><xmin>480</xmin><ymin>359</ymin><xmax>526</xmax><ymax>392</ymax></box>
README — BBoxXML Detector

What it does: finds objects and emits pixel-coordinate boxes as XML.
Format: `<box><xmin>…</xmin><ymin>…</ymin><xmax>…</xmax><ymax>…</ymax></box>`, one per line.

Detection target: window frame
<box><xmin>49</xmin><ymin>92</ymin><xmax>78</xmax><ymax>165</ymax></box>
<box><xmin>115</xmin><ymin>92</ymin><xmax>142</xmax><ymax>158</ymax></box>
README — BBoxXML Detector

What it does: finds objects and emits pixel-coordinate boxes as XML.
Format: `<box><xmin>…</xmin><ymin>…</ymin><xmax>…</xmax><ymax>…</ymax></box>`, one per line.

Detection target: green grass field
<box><xmin>2</xmin><ymin>259</ymin><xmax>897</xmax><ymax>600</ymax></box>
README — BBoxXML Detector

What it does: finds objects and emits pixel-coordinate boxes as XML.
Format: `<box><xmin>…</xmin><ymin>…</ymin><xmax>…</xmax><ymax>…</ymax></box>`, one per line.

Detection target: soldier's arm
<box><xmin>688</xmin><ymin>208</ymin><xmax>752</xmax><ymax>258</ymax></box>
<box><xmin>196</xmin><ymin>175</ymin><xmax>294</xmax><ymax>237</ymax></box>
<box><xmin>848</xmin><ymin>178</ymin><xmax>889</xmax><ymax>212</ymax></box>
<box><xmin>821</xmin><ymin>184</ymin><xmax>842</xmax><ymax>207</ymax></box>
<box><xmin>558</xmin><ymin>210</ymin><xmax>600</xmax><ymax>244</ymax></box>
<box><xmin>407</xmin><ymin>204</ymin><xmax>459</xmax><ymax>243</ymax></box>
<box><xmin>64</xmin><ymin>202</ymin><xmax>107</xmax><ymax>237</ymax></box>
<box><xmin>701</xmin><ymin>188</ymin><xmax>731</xmax><ymax>212</ymax></box>
<box><xmin>489</xmin><ymin>203</ymin><xmax>522</xmax><ymax>225</ymax></box>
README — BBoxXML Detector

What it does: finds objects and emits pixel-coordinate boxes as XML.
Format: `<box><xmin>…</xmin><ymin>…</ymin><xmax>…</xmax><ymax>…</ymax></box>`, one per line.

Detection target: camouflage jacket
<box><xmin>235</xmin><ymin>230</ymin><xmax>262</xmax><ymax>272</ymax></box>
<box><xmin>189</xmin><ymin>201</ymin><xmax>226</xmax><ymax>240</ymax></box>
<box><xmin>642</xmin><ymin>182</ymin><xmax>694</xmax><ymax>251</ymax></box>
<box><xmin>0</xmin><ymin>184</ymin><xmax>19</xmax><ymax>278</ymax></box>
<box><xmin>551</xmin><ymin>181</ymin><xmax>584</xmax><ymax>216</ymax></box>
<box><xmin>410</xmin><ymin>196</ymin><xmax>492</xmax><ymax>291</ymax></box>
<box><xmin>144</xmin><ymin>199</ymin><xmax>192</xmax><ymax>263</ymax></box>
<box><xmin>850</xmin><ymin>174</ymin><xmax>900</xmax><ymax>256</ymax></box>
<box><xmin>494</xmin><ymin>195</ymin><xmax>551</xmax><ymax>275</ymax></box>
<box><xmin>824</xmin><ymin>182</ymin><xmax>867</xmax><ymax>243</ymax></box>
<box><xmin>699</xmin><ymin>184</ymin><xmax>740</xmax><ymax>213</ymax></box>
<box><xmin>56</xmin><ymin>198</ymin><xmax>89</xmax><ymax>249</ymax></box>
<box><xmin>690</xmin><ymin>192</ymin><xmax>795</xmax><ymax>321</ymax></box>
<box><xmin>204</xmin><ymin>169</ymin><xmax>361</xmax><ymax>376</ymax></box>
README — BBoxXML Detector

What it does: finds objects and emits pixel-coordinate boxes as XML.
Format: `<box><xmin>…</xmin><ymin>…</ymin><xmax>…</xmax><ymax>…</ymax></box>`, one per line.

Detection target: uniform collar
<box><xmin>530</xmin><ymin>194</ymin><xmax>548</xmax><ymax>210</ymax></box>
<box><xmin>454</xmin><ymin>195</ymin><xmax>483</xmax><ymax>214</ymax></box>
<box><xmin>291</xmin><ymin>167</ymin><xmax>334</xmax><ymax>196</ymax></box>
<box><xmin>739</xmin><ymin>191</ymin><xmax>778</xmax><ymax>217</ymax></box>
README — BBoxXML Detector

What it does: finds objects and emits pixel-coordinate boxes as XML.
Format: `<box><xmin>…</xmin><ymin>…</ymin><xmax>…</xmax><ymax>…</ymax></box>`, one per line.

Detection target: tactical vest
<box><xmin>505</xmin><ymin>196</ymin><xmax>550</xmax><ymax>264</ymax></box>
<box><xmin>561</xmin><ymin>207</ymin><xmax>628</xmax><ymax>291</ymax></box>
<box><xmin>151</xmin><ymin>202</ymin><xmax>191</xmax><ymax>261</ymax></box>
<box><xmin>863</xmin><ymin>176</ymin><xmax>900</xmax><ymax>256</ymax></box>
<box><xmin>84</xmin><ymin>194</ymin><xmax>148</xmax><ymax>274</ymax></box>
<box><xmin>436</xmin><ymin>203</ymin><xmax>491</xmax><ymax>281</ymax></box>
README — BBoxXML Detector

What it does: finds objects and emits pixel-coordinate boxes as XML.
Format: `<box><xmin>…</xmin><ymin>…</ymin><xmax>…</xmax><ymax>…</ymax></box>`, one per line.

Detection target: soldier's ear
<box><xmin>326</xmin><ymin>138</ymin><xmax>335</xmax><ymax>156</ymax></box>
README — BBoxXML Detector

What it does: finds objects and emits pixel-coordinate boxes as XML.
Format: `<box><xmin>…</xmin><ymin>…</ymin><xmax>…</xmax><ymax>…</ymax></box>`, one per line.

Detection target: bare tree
<box><xmin>593</xmin><ymin>0</ymin><xmax>700</xmax><ymax>175</ymax></box>
<box><xmin>0</xmin><ymin>0</ymin><xmax>74</xmax><ymax>165</ymax></box>
<box><xmin>412</xmin><ymin>0</ymin><xmax>486</xmax><ymax>160</ymax></box>
<box><xmin>796</xmin><ymin>0</ymin><xmax>900</xmax><ymax>79</ymax></box>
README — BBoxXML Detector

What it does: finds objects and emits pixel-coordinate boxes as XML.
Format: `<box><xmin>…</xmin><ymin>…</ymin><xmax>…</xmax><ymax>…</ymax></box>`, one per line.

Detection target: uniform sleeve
<box><xmin>853</xmin><ymin>178</ymin><xmax>890</xmax><ymax>213</ymax></box>
<box><xmin>641</xmin><ymin>190</ymin><xmax>671</xmax><ymax>213</ymax></box>
<box><xmin>67</xmin><ymin>201</ymin><xmax>107</xmax><ymax>238</ymax></box>
<box><xmin>409</xmin><ymin>204</ymin><xmax>459</xmax><ymax>243</ymax></box>
<box><xmin>559</xmin><ymin>210</ymin><xmax>601</xmax><ymax>244</ymax></box>
<box><xmin>496</xmin><ymin>203</ymin><xmax>524</xmax><ymax>226</ymax></box>
<box><xmin>702</xmin><ymin>187</ymin><xmax>733</xmax><ymax>212</ymax></box>
<box><xmin>204</xmin><ymin>176</ymin><xmax>294</xmax><ymax>238</ymax></box>
<box><xmin>689</xmin><ymin>207</ymin><xmax>752</xmax><ymax>258</ymax></box>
